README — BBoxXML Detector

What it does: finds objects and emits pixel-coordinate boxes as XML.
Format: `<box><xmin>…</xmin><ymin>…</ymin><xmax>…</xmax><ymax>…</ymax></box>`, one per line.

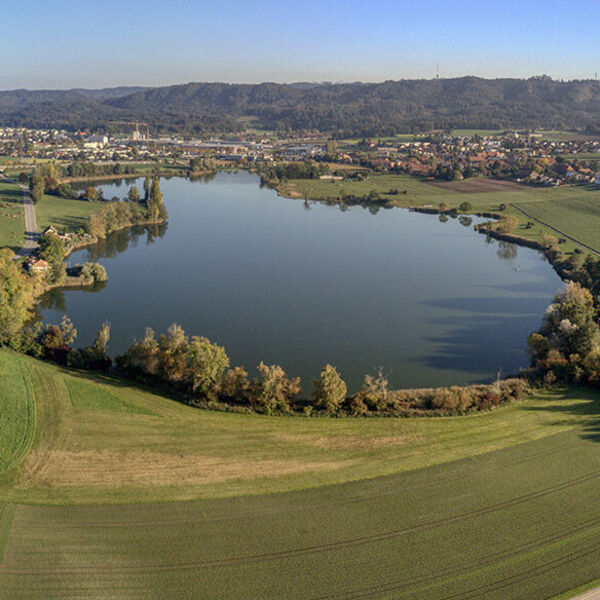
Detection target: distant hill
<box><xmin>1</xmin><ymin>77</ymin><xmax>600</xmax><ymax>136</ymax></box>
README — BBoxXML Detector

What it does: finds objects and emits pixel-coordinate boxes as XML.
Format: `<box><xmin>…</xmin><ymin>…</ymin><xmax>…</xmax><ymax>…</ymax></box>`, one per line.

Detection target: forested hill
<box><xmin>2</xmin><ymin>77</ymin><xmax>600</xmax><ymax>136</ymax></box>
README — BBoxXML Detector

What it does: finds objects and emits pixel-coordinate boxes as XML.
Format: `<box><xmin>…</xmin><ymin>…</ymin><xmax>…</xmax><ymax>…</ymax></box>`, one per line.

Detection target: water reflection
<box><xmin>189</xmin><ymin>172</ymin><xmax>218</xmax><ymax>184</ymax></box>
<box><xmin>39</xmin><ymin>280</ymin><xmax>108</xmax><ymax>313</ymax></box>
<box><xmin>85</xmin><ymin>221</ymin><xmax>168</xmax><ymax>262</ymax></box>
<box><xmin>497</xmin><ymin>240</ymin><xmax>518</xmax><ymax>261</ymax></box>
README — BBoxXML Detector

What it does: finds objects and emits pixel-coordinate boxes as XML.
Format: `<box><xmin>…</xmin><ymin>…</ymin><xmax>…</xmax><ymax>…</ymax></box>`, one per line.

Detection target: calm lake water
<box><xmin>40</xmin><ymin>171</ymin><xmax>560</xmax><ymax>391</ymax></box>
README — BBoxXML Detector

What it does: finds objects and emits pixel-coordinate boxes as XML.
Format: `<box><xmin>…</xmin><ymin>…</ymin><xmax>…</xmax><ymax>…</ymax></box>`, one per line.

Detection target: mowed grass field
<box><xmin>35</xmin><ymin>193</ymin><xmax>102</xmax><ymax>232</ymax></box>
<box><xmin>0</xmin><ymin>180</ymin><xmax>25</xmax><ymax>251</ymax></box>
<box><xmin>2</xmin><ymin>350</ymin><xmax>600</xmax><ymax>598</ymax></box>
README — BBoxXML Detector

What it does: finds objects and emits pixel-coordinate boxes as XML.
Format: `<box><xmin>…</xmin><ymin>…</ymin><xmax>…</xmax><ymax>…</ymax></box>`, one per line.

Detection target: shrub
<box><xmin>355</xmin><ymin>369</ymin><xmax>389</xmax><ymax>411</ymax></box>
<box><xmin>497</xmin><ymin>215</ymin><xmax>519</xmax><ymax>234</ymax></box>
<box><xmin>221</xmin><ymin>367</ymin><xmax>251</xmax><ymax>404</ymax></box>
<box><xmin>312</xmin><ymin>364</ymin><xmax>347</xmax><ymax>413</ymax></box>
<box><xmin>187</xmin><ymin>336</ymin><xmax>230</xmax><ymax>401</ymax></box>
<box><xmin>80</xmin><ymin>262</ymin><xmax>107</xmax><ymax>282</ymax></box>
<box><xmin>249</xmin><ymin>362</ymin><xmax>301</xmax><ymax>414</ymax></box>
<box><xmin>541</xmin><ymin>234</ymin><xmax>559</xmax><ymax>249</ymax></box>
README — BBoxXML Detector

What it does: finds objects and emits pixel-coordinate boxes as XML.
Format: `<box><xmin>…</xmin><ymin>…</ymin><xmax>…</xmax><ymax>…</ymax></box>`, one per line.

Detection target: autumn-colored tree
<box><xmin>312</xmin><ymin>364</ymin><xmax>347</xmax><ymax>413</ymax></box>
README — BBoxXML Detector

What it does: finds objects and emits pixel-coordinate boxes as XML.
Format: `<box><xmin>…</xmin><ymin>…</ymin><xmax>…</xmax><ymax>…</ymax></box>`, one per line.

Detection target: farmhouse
<box><xmin>25</xmin><ymin>258</ymin><xmax>50</xmax><ymax>272</ymax></box>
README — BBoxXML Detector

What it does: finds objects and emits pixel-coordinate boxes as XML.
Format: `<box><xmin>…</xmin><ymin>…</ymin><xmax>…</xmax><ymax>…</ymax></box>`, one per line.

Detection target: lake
<box><xmin>40</xmin><ymin>171</ymin><xmax>560</xmax><ymax>392</ymax></box>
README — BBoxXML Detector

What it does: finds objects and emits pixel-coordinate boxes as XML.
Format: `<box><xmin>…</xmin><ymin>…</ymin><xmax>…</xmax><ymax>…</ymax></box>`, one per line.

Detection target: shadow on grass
<box><xmin>42</xmin><ymin>216</ymin><xmax>88</xmax><ymax>231</ymax></box>
<box><xmin>523</xmin><ymin>385</ymin><xmax>600</xmax><ymax>443</ymax></box>
<box><xmin>57</xmin><ymin>363</ymin><xmax>182</xmax><ymax>405</ymax></box>
<box><xmin>0</xmin><ymin>189</ymin><xmax>24</xmax><ymax>204</ymax></box>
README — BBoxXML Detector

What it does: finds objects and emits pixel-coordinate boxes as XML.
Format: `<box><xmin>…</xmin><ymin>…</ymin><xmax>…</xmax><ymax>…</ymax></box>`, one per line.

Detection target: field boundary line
<box><xmin>511</xmin><ymin>203</ymin><xmax>600</xmax><ymax>256</ymax></box>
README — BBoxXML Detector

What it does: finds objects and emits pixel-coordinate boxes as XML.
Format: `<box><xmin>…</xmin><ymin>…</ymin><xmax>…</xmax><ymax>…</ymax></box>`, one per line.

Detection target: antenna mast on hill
<box><xmin>436</xmin><ymin>61</ymin><xmax>440</xmax><ymax>79</ymax></box>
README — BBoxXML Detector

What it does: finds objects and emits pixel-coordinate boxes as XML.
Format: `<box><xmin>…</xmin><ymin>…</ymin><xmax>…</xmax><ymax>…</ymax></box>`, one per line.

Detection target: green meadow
<box><xmin>0</xmin><ymin>181</ymin><xmax>25</xmax><ymax>251</ymax></box>
<box><xmin>35</xmin><ymin>193</ymin><xmax>102</xmax><ymax>232</ymax></box>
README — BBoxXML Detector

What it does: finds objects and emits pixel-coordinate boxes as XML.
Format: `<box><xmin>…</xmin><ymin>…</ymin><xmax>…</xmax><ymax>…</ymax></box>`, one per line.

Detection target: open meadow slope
<box><xmin>2</xmin><ymin>350</ymin><xmax>600</xmax><ymax>598</ymax></box>
<box><xmin>513</xmin><ymin>192</ymin><xmax>600</xmax><ymax>253</ymax></box>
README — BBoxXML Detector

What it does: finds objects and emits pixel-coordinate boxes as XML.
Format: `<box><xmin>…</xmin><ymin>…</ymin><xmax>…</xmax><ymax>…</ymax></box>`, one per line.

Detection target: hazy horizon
<box><xmin>2</xmin><ymin>73</ymin><xmax>599</xmax><ymax>93</ymax></box>
<box><xmin>1</xmin><ymin>0</ymin><xmax>599</xmax><ymax>89</ymax></box>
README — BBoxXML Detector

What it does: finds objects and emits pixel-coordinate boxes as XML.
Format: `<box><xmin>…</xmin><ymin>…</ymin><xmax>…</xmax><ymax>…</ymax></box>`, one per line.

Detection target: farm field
<box><xmin>2</xmin><ymin>350</ymin><xmax>600</xmax><ymax>598</ymax></box>
<box><xmin>514</xmin><ymin>193</ymin><xmax>600</xmax><ymax>253</ymax></box>
<box><xmin>0</xmin><ymin>180</ymin><xmax>25</xmax><ymax>251</ymax></box>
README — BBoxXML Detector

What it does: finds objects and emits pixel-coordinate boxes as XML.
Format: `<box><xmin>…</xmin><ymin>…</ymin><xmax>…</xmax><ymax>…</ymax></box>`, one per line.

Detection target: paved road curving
<box><xmin>1</xmin><ymin>172</ymin><xmax>39</xmax><ymax>256</ymax></box>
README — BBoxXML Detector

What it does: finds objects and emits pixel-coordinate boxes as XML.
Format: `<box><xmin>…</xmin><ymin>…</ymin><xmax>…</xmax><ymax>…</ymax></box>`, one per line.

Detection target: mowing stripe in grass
<box><xmin>0</xmin><ymin>503</ymin><xmax>15</xmax><ymax>564</ymax></box>
<box><xmin>0</xmin><ymin>356</ymin><xmax>36</xmax><ymax>479</ymax></box>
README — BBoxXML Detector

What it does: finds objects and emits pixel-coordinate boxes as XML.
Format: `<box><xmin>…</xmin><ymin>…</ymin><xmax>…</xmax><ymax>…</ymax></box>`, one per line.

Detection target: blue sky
<box><xmin>1</xmin><ymin>0</ymin><xmax>599</xmax><ymax>89</ymax></box>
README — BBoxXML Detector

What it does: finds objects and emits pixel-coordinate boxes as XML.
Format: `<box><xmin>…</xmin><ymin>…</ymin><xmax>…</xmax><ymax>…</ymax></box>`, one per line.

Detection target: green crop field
<box><xmin>0</xmin><ymin>181</ymin><xmax>25</xmax><ymax>251</ymax></box>
<box><xmin>514</xmin><ymin>192</ymin><xmax>600</xmax><ymax>253</ymax></box>
<box><xmin>2</xmin><ymin>349</ymin><xmax>600</xmax><ymax>598</ymax></box>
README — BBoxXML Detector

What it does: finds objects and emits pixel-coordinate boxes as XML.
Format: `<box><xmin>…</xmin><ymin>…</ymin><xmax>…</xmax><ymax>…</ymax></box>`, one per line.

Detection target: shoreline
<box><xmin>62</xmin><ymin>216</ymin><xmax>167</xmax><ymax>260</ymax></box>
<box><xmin>274</xmin><ymin>178</ymin><xmax>577</xmax><ymax>285</ymax></box>
<box><xmin>58</xmin><ymin>167</ymin><xmax>215</xmax><ymax>186</ymax></box>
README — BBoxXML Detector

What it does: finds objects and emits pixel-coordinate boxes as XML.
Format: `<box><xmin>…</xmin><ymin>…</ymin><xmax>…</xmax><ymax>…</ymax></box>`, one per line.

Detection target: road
<box><xmin>572</xmin><ymin>586</ymin><xmax>600</xmax><ymax>600</ymax></box>
<box><xmin>0</xmin><ymin>172</ymin><xmax>39</xmax><ymax>256</ymax></box>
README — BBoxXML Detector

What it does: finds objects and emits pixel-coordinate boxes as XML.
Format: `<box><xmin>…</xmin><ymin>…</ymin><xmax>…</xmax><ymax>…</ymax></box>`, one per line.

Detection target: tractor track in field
<box><xmin>3</xmin><ymin>466</ymin><xmax>600</xmax><ymax>576</ymax></box>
<box><xmin>16</xmin><ymin>435</ymin><xmax>576</xmax><ymax>531</ymax></box>
<box><xmin>308</xmin><ymin>514</ymin><xmax>600</xmax><ymax>600</ymax></box>
<box><xmin>5</xmin><ymin>507</ymin><xmax>600</xmax><ymax>600</ymax></box>
<box><xmin>437</xmin><ymin>541</ymin><xmax>600</xmax><ymax>600</ymax></box>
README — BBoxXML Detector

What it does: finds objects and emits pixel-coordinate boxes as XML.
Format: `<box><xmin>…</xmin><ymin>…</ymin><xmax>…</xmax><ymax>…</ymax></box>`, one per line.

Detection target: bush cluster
<box><xmin>527</xmin><ymin>281</ymin><xmax>600</xmax><ymax>386</ymax></box>
<box><xmin>113</xmin><ymin>324</ymin><xmax>531</xmax><ymax>417</ymax></box>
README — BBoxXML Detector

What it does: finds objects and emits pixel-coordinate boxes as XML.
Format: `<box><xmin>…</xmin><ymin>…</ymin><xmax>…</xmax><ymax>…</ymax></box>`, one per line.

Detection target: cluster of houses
<box><xmin>2</xmin><ymin>126</ymin><xmax>600</xmax><ymax>188</ymax></box>
<box><xmin>342</xmin><ymin>133</ymin><xmax>600</xmax><ymax>186</ymax></box>
<box><xmin>23</xmin><ymin>226</ymin><xmax>75</xmax><ymax>273</ymax></box>
<box><xmin>0</xmin><ymin>126</ymin><xmax>329</xmax><ymax>167</ymax></box>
